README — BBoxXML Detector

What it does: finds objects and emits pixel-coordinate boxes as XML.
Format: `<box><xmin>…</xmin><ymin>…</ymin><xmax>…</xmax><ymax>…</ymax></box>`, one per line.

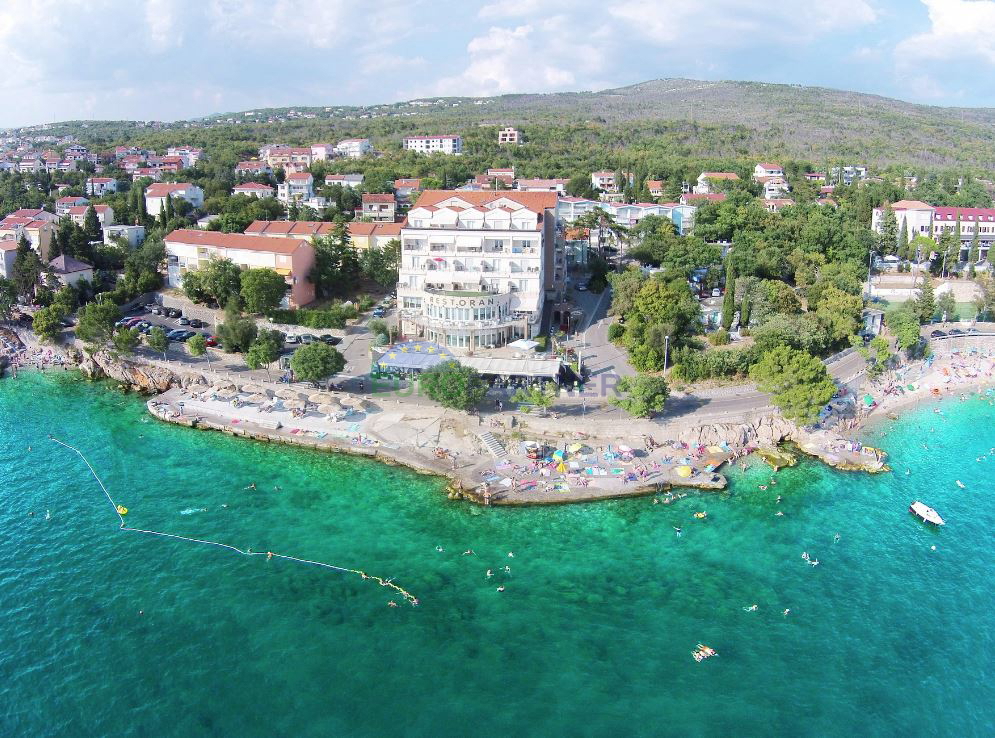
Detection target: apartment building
<box><xmin>333</xmin><ymin>138</ymin><xmax>372</xmax><ymax>158</ymax></box>
<box><xmin>67</xmin><ymin>204</ymin><xmax>114</xmax><ymax>228</ymax></box>
<box><xmin>497</xmin><ymin>127</ymin><xmax>520</xmax><ymax>145</ymax></box>
<box><xmin>144</xmin><ymin>183</ymin><xmax>205</xmax><ymax>216</ymax></box>
<box><xmin>872</xmin><ymin>200</ymin><xmax>995</xmax><ymax>263</ymax></box>
<box><xmin>360</xmin><ymin>193</ymin><xmax>396</xmax><ymax>222</ymax></box>
<box><xmin>163</xmin><ymin>229</ymin><xmax>316</xmax><ymax>307</ymax></box>
<box><xmin>86</xmin><ymin>177</ymin><xmax>118</xmax><ymax>196</ymax></box>
<box><xmin>692</xmin><ymin>172</ymin><xmax>740</xmax><ymax>195</ymax></box>
<box><xmin>233</xmin><ymin>182</ymin><xmax>276</xmax><ymax>198</ymax></box>
<box><xmin>402</xmin><ymin>135</ymin><xmax>462</xmax><ymax>155</ymax></box>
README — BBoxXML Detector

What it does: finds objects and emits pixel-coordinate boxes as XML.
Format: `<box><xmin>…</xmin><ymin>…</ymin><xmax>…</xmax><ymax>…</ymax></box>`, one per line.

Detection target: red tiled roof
<box><xmin>67</xmin><ymin>205</ymin><xmax>110</xmax><ymax>215</ymax></box>
<box><xmin>88</xmin><ymin>177</ymin><xmax>114</xmax><ymax>183</ymax></box>
<box><xmin>146</xmin><ymin>183</ymin><xmax>196</xmax><ymax>196</ymax></box>
<box><xmin>244</xmin><ymin>221</ymin><xmax>335</xmax><ymax>237</ymax></box>
<box><xmin>757</xmin><ymin>163</ymin><xmax>782</xmax><ymax>170</ymax></box>
<box><xmin>347</xmin><ymin>222</ymin><xmax>402</xmax><ymax>238</ymax></box>
<box><xmin>363</xmin><ymin>193</ymin><xmax>395</xmax><ymax>203</ymax></box>
<box><xmin>234</xmin><ymin>182</ymin><xmax>274</xmax><ymax>190</ymax></box>
<box><xmin>394</xmin><ymin>178</ymin><xmax>421</xmax><ymax>188</ymax></box>
<box><xmin>165</xmin><ymin>229</ymin><xmax>306</xmax><ymax>255</ymax></box>
<box><xmin>934</xmin><ymin>206</ymin><xmax>995</xmax><ymax>220</ymax></box>
<box><xmin>412</xmin><ymin>190</ymin><xmax>557</xmax><ymax>213</ymax></box>
<box><xmin>888</xmin><ymin>200</ymin><xmax>933</xmax><ymax>210</ymax></box>
<box><xmin>286</xmin><ymin>172</ymin><xmax>312</xmax><ymax>181</ymax></box>
<box><xmin>700</xmin><ymin>172</ymin><xmax>740</xmax><ymax>180</ymax></box>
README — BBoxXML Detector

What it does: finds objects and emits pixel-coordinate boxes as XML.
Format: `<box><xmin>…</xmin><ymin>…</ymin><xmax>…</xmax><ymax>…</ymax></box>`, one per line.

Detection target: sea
<box><xmin>0</xmin><ymin>370</ymin><xmax>993</xmax><ymax>737</ymax></box>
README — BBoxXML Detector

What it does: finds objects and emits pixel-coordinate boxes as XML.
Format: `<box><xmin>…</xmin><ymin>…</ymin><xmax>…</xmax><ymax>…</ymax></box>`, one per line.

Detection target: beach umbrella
<box><xmin>339</xmin><ymin>396</ymin><xmax>371</xmax><ymax>410</ymax></box>
<box><xmin>552</xmin><ymin>449</ymin><xmax>565</xmax><ymax>461</ymax></box>
<box><xmin>276</xmin><ymin>388</ymin><xmax>305</xmax><ymax>401</ymax></box>
<box><xmin>617</xmin><ymin>444</ymin><xmax>633</xmax><ymax>453</ymax></box>
<box><xmin>308</xmin><ymin>391</ymin><xmax>337</xmax><ymax>404</ymax></box>
<box><xmin>568</xmin><ymin>442</ymin><xmax>584</xmax><ymax>454</ymax></box>
<box><xmin>214</xmin><ymin>388</ymin><xmax>237</xmax><ymax>399</ymax></box>
<box><xmin>245</xmin><ymin>393</ymin><xmax>270</xmax><ymax>404</ymax></box>
<box><xmin>556</xmin><ymin>462</ymin><xmax>567</xmax><ymax>473</ymax></box>
<box><xmin>286</xmin><ymin>399</ymin><xmax>307</xmax><ymax>410</ymax></box>
<box><xmin>863</xmin><ymin>394</ymin><xmax>876</xmax><ymax>407</ymax></box>
<box><xmin>707</xmin><ymin>446</ymin><xmax>724</xmax><ymax>454</ymax></box>
<box><xmin>212</xmin><ymin>381</ymin><xmax>236</xmax><ymax>392</ymax></box>
<box><xmin>675</xmin><ymin>465</ymin><xmax>693</xmax><ymax>478</ymax></box>
<box><xmin>317</xmin><ymin>403</ymin><xmax>341</xmax><ymax>416</ymax></box>
<box><xmin>240</xmin><ymin>382</ymin><xmax>267</xmax><ymax>394</ymax></box>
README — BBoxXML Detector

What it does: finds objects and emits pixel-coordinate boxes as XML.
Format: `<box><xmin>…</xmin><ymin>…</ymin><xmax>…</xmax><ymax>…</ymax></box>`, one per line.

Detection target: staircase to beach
<box><xmin>478</xmin><ymin>431</ymin><xmax>508</xmax><ymax>458</ymax></box>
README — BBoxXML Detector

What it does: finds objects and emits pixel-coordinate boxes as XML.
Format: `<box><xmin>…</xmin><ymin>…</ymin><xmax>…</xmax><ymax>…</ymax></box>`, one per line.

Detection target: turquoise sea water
<box><xmin>1</xmin><ymin>371</ymin><xmax>993</xmax><ymax>737</ymax></box>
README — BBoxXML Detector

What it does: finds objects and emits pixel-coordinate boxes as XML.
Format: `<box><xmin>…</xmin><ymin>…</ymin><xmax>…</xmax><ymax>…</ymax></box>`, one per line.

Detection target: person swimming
<box><xmin>486</xmin><ymin>569</ymin><xmax>493</xmax><ymax>578</ymax></box>
<box><xmin>245</xmin><ymin>483</ymin><xmax>256</xmax><ymax>490</ymax></box>
<box><xmin>462</xmin><ymin>549</ymin><xmax>475</xmax><ymax>556</ymax></box>
<box><xmin>743</xmin><ymin>604</ymin><xmax>758</xmax><ymax>612</ymax></box>
<box><xmin>834</xmin><ymin>533</ymin><xmax>841</xmax><ymax>543</ymax></box>
<box><xmin>783</xmin><ymin>609</ymin><xmax>790</xmax><ymax>616</ymax></box>
<box><xmin>507</xmin><ymin>552</ymin><xmax>514</xmax><ymax>558</ymax></box>
<box><xmin>388</xmin><ymin>601</ymin><xmax>398</xmax><ymax>607</ymax></box>
<box><xmin>775</xmin><ymin>511</ymin><xmax>784</xmax><ymax>516</ymax></box>
<box><xmin>436</xmin><ymin>546</ymin><xmax>444</xmax><ymax>552</ymax></box>
<box><xmin>496</xmin><ymin>585</ymin><xmax>505</xmax><ymax>592</ymax></box>
<box><xmin>674</xmin><ymin>527</ymin><xmax>682</xmax><ymax>537</ymax></box>
<box><xmin>503</xmin><ymin>566</ymin><xmax>511</xmax><ymax>573</ymax></box>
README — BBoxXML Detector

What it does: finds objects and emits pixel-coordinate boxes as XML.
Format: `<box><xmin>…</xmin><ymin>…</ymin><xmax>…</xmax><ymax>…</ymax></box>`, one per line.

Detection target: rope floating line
<box><xmin>49</xmin><ymin>436</ymin><xmax>419</xmax><ymax>606</ymax></box>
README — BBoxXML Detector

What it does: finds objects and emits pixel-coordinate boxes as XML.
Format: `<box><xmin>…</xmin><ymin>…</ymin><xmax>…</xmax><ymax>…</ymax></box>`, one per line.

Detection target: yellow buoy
<box><xmin>116</xmin><ymin>505</ymin><xmax>128</xmax><ymax>515</ymax></box>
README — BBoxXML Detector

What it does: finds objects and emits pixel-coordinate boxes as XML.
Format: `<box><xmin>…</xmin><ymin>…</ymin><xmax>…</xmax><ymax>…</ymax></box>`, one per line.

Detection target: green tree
<box><xmin>217</xmin><ymin>302</ymin><xmax>258</xmax><ymax>353</ymax></box>
<box><xmin>897</xmin><ymin>217</ymin><xmax>909</xmax><ymax>260</ymax></box>
<box><xmin>877</xmin><ymin>205</ymin><xmax>898</xmax><ymax>254</ymax></box>
<box><xmin>864</xmin><ymin>335</ymin><xmax>893</xmax><ymax>379</ymax></box>
<box><xmin>915</xmin><ymin>275</ymin><xmax>936</xmax><ymax>324</ymax></box>
<box><xmin>968</xmin><ymin>226</ymin><xmax>980</xmax><ymax>278</ymax></box>
<box><xmin>245</xmin><ymin>331</ymin><xmax>282</xmax><ymax>379</ymax></box>
<box><xmin>885</xmin><ymin>308</ymin><xmax>922</xmax><ymax>353</ymax></box>
<box><xmin>11</xmin><ymin>241</ymin><xmax>42</xmax><ymax>299</ymax></box>
<box><xmin>721</xmin><ymin>257</ymin><xmax>735</xmax><ymax>330</ymax></box>
<box><xmin>186</xmin><ymin>332</ymin><xmax>211</xmax><ymax>369</ymax></box>
<box><xmin>359</xmin><ymin>239</ymin><xmax>401</xmax><ymax>286</ymax></box>
<box><xmin>31</xmin><ymin>305</ymin><xmax>66</xmax><ymax>343</ymax></box>
<box><xmin>749</xmin><ymin>346</ymin><xmax>837</xmax><ymax>425</ymax></box>
<box><xmin>609</xmin><ymin>375</ymin><xmax>670</xmax><ymax>418</ymax></box>
<box><xmin>182</xmin><ymin>269</ymin><xmax>209</xmax><ymax>303</ymax></box>
<box><xmin>815</xmin><ymin>285</ymin><xmax>864</xmax><ymax>347</ymax></box>
<box><xmin>290</xmin><ymin>341</ymin><xmax>345</xmax><ymax>385</ymax></box>
<box><xmin>511</xmin><ymin>385</ymin><xmax>557</xmax><ymax>416</ymax></box>
<box><xmin>83</xmin><ymin>205</ymin><xmax>101</xmax><ymax>241</ymax></box>
<box><xmin>311</xmin><ymin>224</ymin><xmax>360</xmax><ymax>297</ymax></box>
<box><xmin>203</xmin><ymin>258</ymin><xmax>242</xmax><ymax>307</ymax></box>
<box><xmin>112</xmin><ymin>326</ymin><xmax>140</xmax><ymax>356</ymax></box>
<box><xmin>147</xmin><ymin>326</ymin><xmax>170</xmax><ymax>359</ymax></box>
<box><xmin>418</xmin><ymin>360</ymin><xmax>487</xmax><ymax>411</ymax></box>
<box><xmin>240</xmin><ymin>268</ymin><xmax>288</xmax><ymax>314</ymax></box>
<box><xmin>76</xmin><ymin>300</ymin><xmax>121</xmax><ymax>349</ymax></box>
<box><xmin>0</xmin><ymin>277</ymin><xmax>16</xmax><ymax>323</ymax></box>
<box><xmin>937</xmin><ymin>290</ymin><xmax>957</xmax><ymax>322</ymax></box>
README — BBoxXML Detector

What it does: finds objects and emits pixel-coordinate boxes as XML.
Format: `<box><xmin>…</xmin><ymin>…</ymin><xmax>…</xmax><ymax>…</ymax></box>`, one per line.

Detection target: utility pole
<box><xmin>663</xmin><ymin>335</ymin><xmax>670</xmax><ymax>373</ymax></box>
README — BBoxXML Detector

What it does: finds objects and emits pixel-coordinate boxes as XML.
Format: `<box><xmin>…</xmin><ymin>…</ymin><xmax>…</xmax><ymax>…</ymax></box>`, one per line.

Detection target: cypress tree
<box><xmin>721</xmin><ymin>257</ymin><xmax>736</xmax><ymax>330</ymax></box>
<box><xmin>897</xmin><ymin>216</ymin><xmax>909</xmax><ymax>260</ymax></box>
<box><xmin>969</xmin><ymin>223</ymin><xmax>980</xmax><ymax>278</ymax></box>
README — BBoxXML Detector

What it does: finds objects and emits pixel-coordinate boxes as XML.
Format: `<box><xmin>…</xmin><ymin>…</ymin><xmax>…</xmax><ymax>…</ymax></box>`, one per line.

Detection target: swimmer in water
<box><xmin>776</xmin><ymin>495</ymin><xmax>782</xmax><ymax>504</ymax></box>
<box><xmin>45</xmin><ymin>510</ymin><xmax>50</xmax><ymax>520</ymax></box>
<box><xmin>486</xmin><ymin>569</ymin><xmax>493</xmax><ymax>578</ymax></box>
<box><xmin>743</xmin><ymin>604</ymin><xmax>758</xmax><ymax>612</ymax></box>
<box><xmin>496</xmin><ymin>586</ymin><xmax>505</xmax><ymax>592</ymax></box>
<box><xmin>809</xmin><ymin>559</ymin><xmax>820</xmax><ymax>567</ymax></box>
<box><xmin>834</xmin><ymin>533</ymin><xmax>840</xmax><ymax>543</ymax></box>
<box><xmin>503</xmin><ymin>566</ymin><xmax>511</xmax><ymax>573</ymax></box>
<box><xmin>775</xmin><ymin>511</ymin><xmax>784</xmax><ymax>516</ymax></box>
<box><xmin>783</xmin><ymin>609</ymin><xmax>790</xmax><ymax>617</ymax></box>
<box><xmin>507</xmin><ymin>552</ymin><xmax>514</xmax><ymax>558</ymax></box>
<box><xmin>435</xmin><ymin>545</ymin><xmax>444</xmax><ymax>552</ymax></box>
<box><xmin>245</xmin><ymin>483</ymin><xmax>256</xmax><ymax>490</ymax></box>
<box><xmin>674</xmin><ymin>526</ymin><xmax>682</xmax><ymax>537</ymax></box>
<box><xmin>267</xmin><ymin>552</ymin><xmax>273</xmax><ymax>560</ymax></box>
<box><xmin>462</xmin><ymin>549</ymin><xmax>475</xmax><ymax>556</ymax></box>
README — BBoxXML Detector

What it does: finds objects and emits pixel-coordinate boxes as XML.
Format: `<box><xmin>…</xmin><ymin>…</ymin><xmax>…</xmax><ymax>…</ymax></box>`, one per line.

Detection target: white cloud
<box><xmin>895</xmin><ymin>0</ymin><xmax>995</xmax><ymax>64</ymax></box>
<box><xmin>478</xmin><ymin>0</ymin><xmax>545</xmax><ymax>19</ymax></box>
<box><xmin>145</xmin><ymin>0</ymin><xmax>182</xmax><ymax>52</ymax></box>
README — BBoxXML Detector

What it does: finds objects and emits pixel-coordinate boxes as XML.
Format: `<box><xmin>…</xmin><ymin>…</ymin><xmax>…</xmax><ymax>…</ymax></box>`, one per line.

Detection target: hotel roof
<box><xmin>164</xmin><ymin>229</ymin><xmax>306</xmax><ymax>255</ymax></box>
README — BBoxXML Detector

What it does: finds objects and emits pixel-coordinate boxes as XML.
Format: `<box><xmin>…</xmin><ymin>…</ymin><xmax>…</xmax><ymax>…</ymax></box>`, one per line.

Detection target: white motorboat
<box><xmin>909</xmin><ymin>501</ymin><xmax>945</xmax><ymax>526</ymax></box>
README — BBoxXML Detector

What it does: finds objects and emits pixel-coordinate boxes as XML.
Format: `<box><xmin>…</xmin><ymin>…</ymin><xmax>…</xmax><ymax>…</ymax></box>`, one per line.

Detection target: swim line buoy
<box><xmin>116</xmin><ymin>505</ymin><xmax>128</xmax><ymax>515</ymax></box>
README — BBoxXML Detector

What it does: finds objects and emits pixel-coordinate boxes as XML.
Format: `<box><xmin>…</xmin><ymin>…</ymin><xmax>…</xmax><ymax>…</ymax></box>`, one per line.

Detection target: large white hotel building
<box><xmin>397</xmin><ymin>191</ymin><xmax>561</xmax><ymax>352</ymax></box>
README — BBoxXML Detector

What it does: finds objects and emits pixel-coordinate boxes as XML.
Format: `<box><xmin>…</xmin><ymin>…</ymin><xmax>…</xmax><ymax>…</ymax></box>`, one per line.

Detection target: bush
<box><xmin>607</xmin><ymin>323</ymin><xmax>625</xmax><ymax>341</ymax></box>
<box><xmin>358</xmin><ymin>295</ymin><xmax>376</xmax><ymax>311</ymax></box>
<box><xmin>670</xmin><ymin>345</ymin><xmax>759</xmax><ymax>382</ymax></box>
<box><xmin>268</xmin><ymin>304</ymin><xmax>359</xmax><ymax>329</ymax></box>
<box><xmin>708</xmin><ymin>328</ymin><xmax>731</xmax><ymax>346</ymax></box>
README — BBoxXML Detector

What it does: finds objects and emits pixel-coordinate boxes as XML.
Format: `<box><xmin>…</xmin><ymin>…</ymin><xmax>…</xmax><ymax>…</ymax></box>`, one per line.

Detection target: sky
<box><xmin>1</xmin><ymin>0</ymin><xmax>994</xmax><ymax>127</ymax></box>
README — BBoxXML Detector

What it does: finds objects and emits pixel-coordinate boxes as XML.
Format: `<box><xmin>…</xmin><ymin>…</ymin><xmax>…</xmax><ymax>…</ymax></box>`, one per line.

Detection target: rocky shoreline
<box><xmin>56</xmin><ymin>346</ymin><xmax>890</xmax><ymax>504</ymax></box>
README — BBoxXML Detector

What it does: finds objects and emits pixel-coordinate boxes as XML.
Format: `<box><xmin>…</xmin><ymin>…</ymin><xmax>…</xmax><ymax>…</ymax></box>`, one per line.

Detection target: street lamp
<box><xmin>663</xmin><ymin>335</ymin><xmax>670</xmax><ymax>373</ymax></box>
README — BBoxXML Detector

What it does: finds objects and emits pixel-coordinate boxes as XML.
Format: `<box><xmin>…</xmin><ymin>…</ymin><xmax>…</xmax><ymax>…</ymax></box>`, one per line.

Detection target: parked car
<box><xmin>178</xmin><ymin>316</ymin><xmax>190</xmax><ymax>326</ymax></box>
<box><xmin>948</xmin><ymin>328</ymin><xmax>965</xmax><ymax>336</ymax></box>
<box><xmin>929</xmin><ymin>330</ymin><xmax>947</xmax><ymax>338</ymax></box>
<box><xmin>371</xmin><ymin>308</ymin><xmax>386</xmax><ymax>318</ymax></box>
<box><xmin>175</xmin><ymin>330</ymin><xmax>197</xmax><ymax>342</ymax></box>
<box><xmin>319</xmin><ymin>334</ymin><xmax>341</xmax><ymax>345</ymax></box>
<box><xmin>285</xmin><ymin>334</ymin><xmax>300</xmax><ymax>344</ymax></box>
<box><xmin>299</xmin><ymin>334</ymin><xmax>317</xmax><ymax>344</ymax></box>
<box><xmin>712</xmin><ymin>288</ymin><xmax>722</xmax><ymax>298</ymax></box>
<box><xmin>968</xmin><ymin>327</ymin><xmax>979</xmax><ymax>335</ymax></box>
<box><xmin>576</xmin><ymin>283</ymin><xmax>588</xmax><ymax>291</ymax></box>
<box><xmin>114</xmin><ymin>318</ymin><xmax>132</xmax><ymax>328</ymax></box>
<box><xmin>166</xmin><ymin>329</ymin><xmax>187</xmax><ymax>340</ymax></box>
<box><xmin>167</xmin><ymin>308</ymin><xmax>181</xmax><ymax>318</ymax></box>
<box><xmin>188</xmin><ymin>318</ymin><xmax>204</xmax><ymax>328</ymax></box>
<box><xmin>139</xmin><ymin>323</ymin><xmax>154</xmax><ymax>334</ymax></box>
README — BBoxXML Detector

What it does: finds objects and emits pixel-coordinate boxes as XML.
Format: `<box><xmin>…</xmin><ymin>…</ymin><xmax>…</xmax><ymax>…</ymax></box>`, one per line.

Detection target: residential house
<box><xmin>157</xmin><ymin>156</ymin><xmax>185</xmax><ymax>173</ymax></box>
<box><xmin>347</xmin><ymin>222</ymin><xmax>402</xmax><ymax>251</ymax></box>
<box><xmin>63</xmin><ymin>144</ymin><xmax>89</xmax><ymax>161</ymax></box>
<box><xmin>309</xmin><ymin>143</ymin><xmax>335</xmax><ymax>161</ymax></box>
<box><xmin>647</xmin><ymin>180</ymin><xmax>664</xmax><ymax>197</ymax></box>
<box><xmin>132</xmin><ymin>167</ymin><xmax>161</xmax><ymax>182</ymax></box>
<box><xmin>762</xmin><ymin>198</ymin><xmax>795</xmax><ymax>213</ymax></box>
<box><xmin>515</xmin><ymin>178</ymin><xmax>568</xmax><ymax>193</ymax></box>
<box><xmin>55</xmin><ymin>196</ymin><xmax>89</xmax><ymax>217</ymax></box>
<box><xmin>144</xmin><ymin>182</ymin><xmax>205</xmax><ymax>216</ymax></box>
<box><xmin>680</xmin><ymin>193</ymin><xmax>727</xmax><ymax>206</ymax></box>
<box><xmin>265</xmin><ymin>147</ymin><xmax>313</xmax><ymax>170</ymax></box>
<box><xmin>120</xmin><ymin>155</ymin><xmax>144</xmax><ymax>172</ymax></box>
<box><xmin>497</xmin><ymin>127</ymin><xmax>520</xmax><ymax>145</ymax></box>
<box><xmin>48</xmin><ymin>254</ymin><xmax>94</xmax><ymax>288</ymax></box>
<box><xmin>324</xmin><ymin>173</ymin><xmax>364</xmax><ymax>188</ymax></box>
<box><xmin>692</xmin><ymin>172</ymin><xmax>740</xmax><ymax>195</ymax></box>
<box><xmin>0</xmin><ymin>216</ymin><xmax>55</xmax><ymax>259</ymax></box>
<box><xmin>166</xmin><ymin>146</ymin><xmax>205</xmax><ymax>167</ymax></box>
<box><xmin>86</xmin><ymin>177</ymin><xmax>118</xmax><ymax>196</ymax></box>
<box><xmin>591</xmin><ymin>171</ymin><xmax>617</xmax><ymax>193</ymax></box>
<box><xmin>104</xmin><ymin>224</ymin><xmax>146</xmax><ymax>248</ymax></box>
<box><xmin>333</xmin><ymin>139</ymin><xmax>372</xmax><ymax>158</ymax></box>
<box><xmin>487</xmin><ymin>168</ymin><xmax>515</xmax><ymax>186</ymax></box>
<box><xmin>163</xmin><ymin>229</ymin><xmax>316</xmax><ymax>307</ymax></box>
<box><xmin>762</xmin><ymin>178</ymin><xmax>790</xmax><ymax>199</ymax></box>
<box><xmin>394</xmin><ymin>178</ymin><xmax>422</xmax><ymax>202</ymax></box>
<box><xmin>397</xmin><ymin>191</ymin><xmax>559</xmax><ymax>350</ymax></box>
<box><xmin>68</xmin><ymin>204</ymin><xmax>114</xmax><ymax>228</ymax></box>
<box><xmin>753</xmin><ymin>163</ymin><xmax>784</xmax><ymax>180</ymax></box>
<box><xmin>276</xmin><ymin>172</ymin><xmax>314</xmax><ymax>205</ymax></box>
<box><xmin>402</xmin><ymin>135</ymin><xmax>462</xmax><ymax>155</ymax></box>
<box><xmin>235</xmin><ymin>160</ymin><xmax>272</xmax><ymax>177</ymax></box>
<box><xmin>0</xmin><ymin>238</ymin><xmax>16</xmax><ymax>279</ymax></box>
<box><xmin>18</xmin><ymin>157</ymin><xmax>43</xmax><ymax>173</ymax></box>
<box><xmin>233</xmin><ymin>182</ymin><xmax>276</xmax><ymax>199</ymax></box>
<box><xmin>830</xmin><ymin>166</ymin><xmax>868</xmax><ymax>185</ymax></box>
<box><xmin>6</xmin><ymin>208</ymin><xmax>58</xmax><ymax>223</ymax></box>
<box><xmin>360</xmin><ymin>193</ymin><xmax>396</xmax><ymax>222</ymax></box>
<box><xmin>804</xmin><ymin>172</ymin><xmax>826</xmax><ymax>182</ymax></box>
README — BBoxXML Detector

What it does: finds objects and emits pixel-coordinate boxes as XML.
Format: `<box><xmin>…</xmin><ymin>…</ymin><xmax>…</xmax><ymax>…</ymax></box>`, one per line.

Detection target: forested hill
<box><xmin>16</xmin><ymin>78</ymin><xmax>995</xmax><ymax>171</ymax></box>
